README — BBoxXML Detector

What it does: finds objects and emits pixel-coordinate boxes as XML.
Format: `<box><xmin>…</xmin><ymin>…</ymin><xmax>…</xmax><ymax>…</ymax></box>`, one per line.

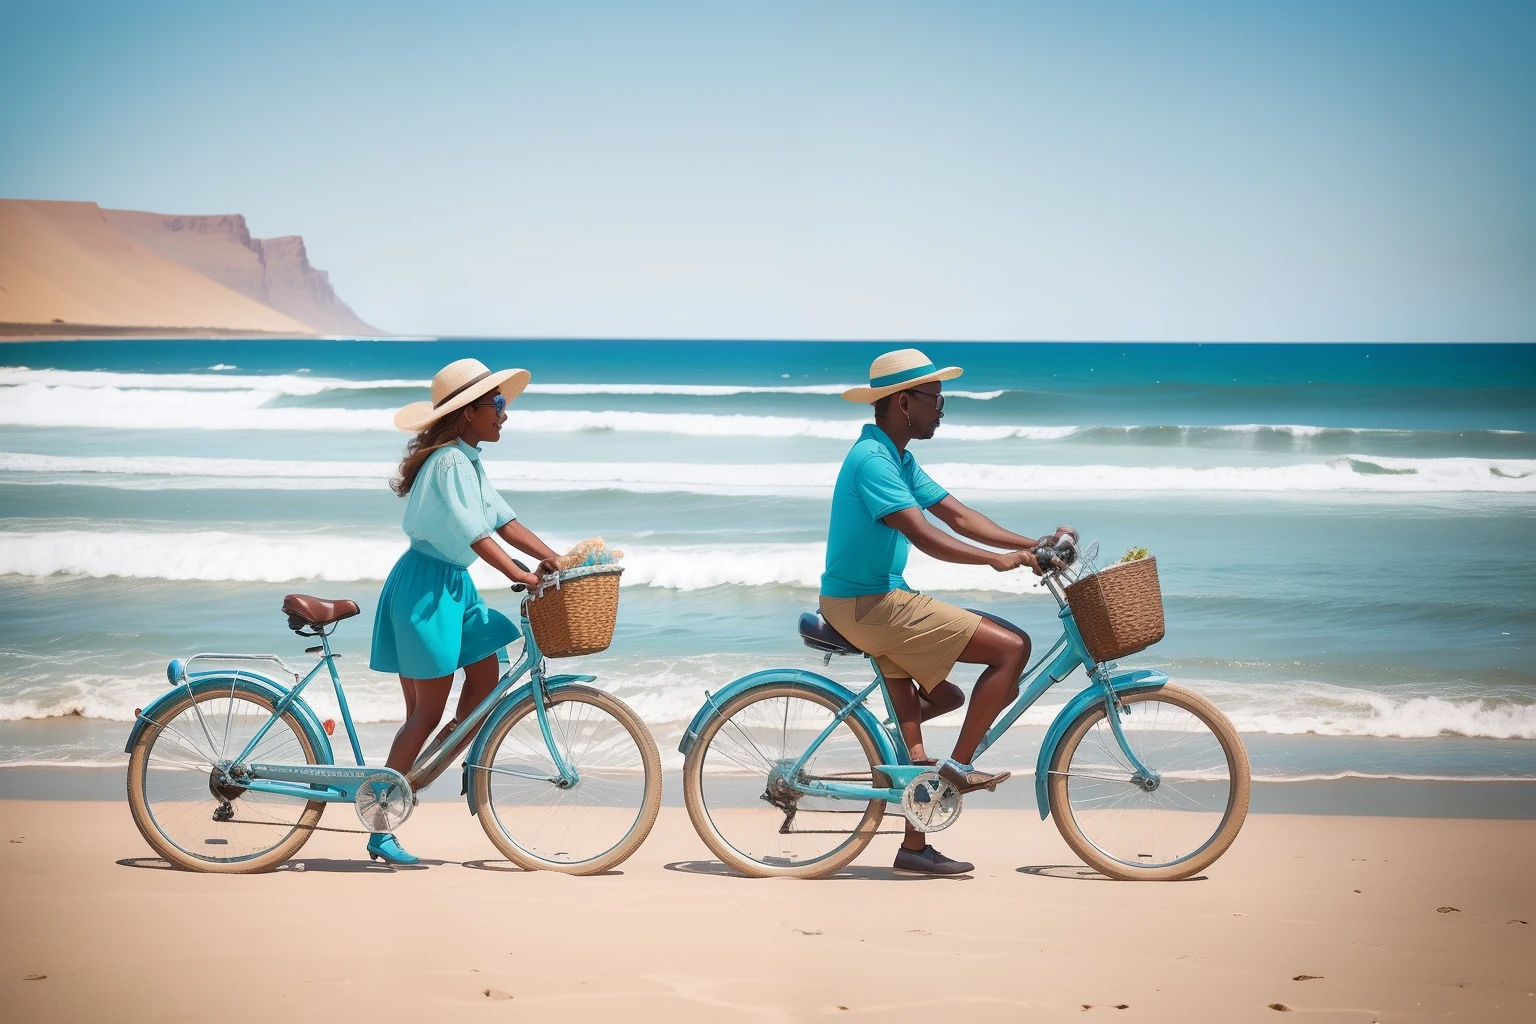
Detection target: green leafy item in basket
<box><xmin>1120</xmin><ymin>546</ymin><xmax>1150</xmax><ymax>563</ymax></box>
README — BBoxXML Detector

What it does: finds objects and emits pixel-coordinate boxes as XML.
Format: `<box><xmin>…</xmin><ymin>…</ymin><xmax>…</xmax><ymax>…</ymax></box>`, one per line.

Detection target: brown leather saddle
<box><xmin>282</xmin><ymin>594</ymin><xmax>360</xmax><ymax>635</ymax></box>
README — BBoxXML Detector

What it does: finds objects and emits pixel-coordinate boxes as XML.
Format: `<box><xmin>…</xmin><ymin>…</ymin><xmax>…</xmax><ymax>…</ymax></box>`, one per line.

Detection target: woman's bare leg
<box><xmin>384</xmin><ymin>675</ymin><xmax>452</xmax><ymax>776</ymax></box>
<box><xmin>427</xmin><ymin>654</ymin><xmax>502</xmax><ymax>766</ymax></box>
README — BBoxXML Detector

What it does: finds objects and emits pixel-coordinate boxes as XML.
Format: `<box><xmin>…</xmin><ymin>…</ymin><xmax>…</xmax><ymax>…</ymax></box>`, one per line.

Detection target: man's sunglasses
<box><xmin>904</xmin><ymin>388</ymin><xmax>944</xmax><ymax>412</ymax></box>
<box><xmin>472</xmin><ymin>394</ymin><xmax>507</xmax><ymax>415</ymax></box>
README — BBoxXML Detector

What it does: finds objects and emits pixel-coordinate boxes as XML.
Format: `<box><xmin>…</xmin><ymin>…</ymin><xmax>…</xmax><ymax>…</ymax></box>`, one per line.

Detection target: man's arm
<box><xmin>927</xmin><ymin>495</ymin><xmax>1039</xmax><ymax>550</ymax></box>
<box><xmin>882</xmin><ymin>506</ymin><xmax>1037</xmax><ymax>573</ymax></box>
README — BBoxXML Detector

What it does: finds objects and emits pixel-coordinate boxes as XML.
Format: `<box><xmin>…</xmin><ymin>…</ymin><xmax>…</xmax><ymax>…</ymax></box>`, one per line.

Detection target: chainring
<box><xmin>900</xmin><ymin>771</ymin><xmax>962</xmax><ymax>832</ymax></box>
<box><xmin>355</xmin><ymin>772</ymin><xmax>413</xmax><ymax>832</ymax></box>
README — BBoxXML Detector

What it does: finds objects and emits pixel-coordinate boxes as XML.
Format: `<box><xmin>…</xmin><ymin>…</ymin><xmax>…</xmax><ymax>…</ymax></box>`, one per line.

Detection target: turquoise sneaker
<box><xmin>366</xmin><ymin>833</ymin><xmax>419</xmax><ymax>865</ymax></box>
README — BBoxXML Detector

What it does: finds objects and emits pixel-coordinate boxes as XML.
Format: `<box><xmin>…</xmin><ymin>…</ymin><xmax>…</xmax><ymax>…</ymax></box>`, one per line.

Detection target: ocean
<box><xmin>1</xmin><ymin>340</ymin><xmax>1533</xmax><ymax>794</ymax></box>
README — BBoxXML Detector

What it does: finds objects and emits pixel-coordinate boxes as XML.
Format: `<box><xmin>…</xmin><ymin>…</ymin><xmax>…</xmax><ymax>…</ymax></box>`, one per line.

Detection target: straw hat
<box><xmin>393</xmin><ymin>358</ymin><xmax>531</xmax><ymax>432</ymax></box>
<box><xmin>840</xmin><ymin>348</ymin><xmax>963</xmax><ymax>404</ymax></box>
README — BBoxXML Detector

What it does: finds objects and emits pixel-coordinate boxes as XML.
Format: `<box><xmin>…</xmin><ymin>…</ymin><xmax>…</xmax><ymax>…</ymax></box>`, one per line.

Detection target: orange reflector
<box><xmin>322</xmin><ymin>719</ymin><xmax>336</xmax><ymax>735</ymax></box>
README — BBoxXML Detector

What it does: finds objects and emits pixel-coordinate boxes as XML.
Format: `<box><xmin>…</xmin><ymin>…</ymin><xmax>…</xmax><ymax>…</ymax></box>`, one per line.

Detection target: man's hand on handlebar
<box><xmin>990</xmin><ymin>549</ymin><xmax>1043</xmax><ymax>575</ymax></box>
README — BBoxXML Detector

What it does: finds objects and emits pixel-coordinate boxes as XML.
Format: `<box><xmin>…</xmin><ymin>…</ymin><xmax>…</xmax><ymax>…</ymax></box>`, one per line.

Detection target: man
<box><xmin>819</xmin><ymin>348</ymin><xmax>1073</xmax><ymax>876</ymax></box>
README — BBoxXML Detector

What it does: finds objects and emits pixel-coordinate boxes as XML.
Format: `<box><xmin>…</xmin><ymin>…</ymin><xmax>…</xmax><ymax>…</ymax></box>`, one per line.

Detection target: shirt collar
<box><xmin>450</xmin><ymin>437</ymin><xmax>481</xmax><ymax>462</ymax></box>
<box><xmin>862</xmin><ymin>423</ymin><xmax>907</xmax><ymax>462</ymax></box>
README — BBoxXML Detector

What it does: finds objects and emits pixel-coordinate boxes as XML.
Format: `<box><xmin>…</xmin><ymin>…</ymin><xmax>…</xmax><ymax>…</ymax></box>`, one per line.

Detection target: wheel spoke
<box><xmin>1055</xmin><ymin>690</ymin><xmax>1246</xmax><ymax>876</ymax></box>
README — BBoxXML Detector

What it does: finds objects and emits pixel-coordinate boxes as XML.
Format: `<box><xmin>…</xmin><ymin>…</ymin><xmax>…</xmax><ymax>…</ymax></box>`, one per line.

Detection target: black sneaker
<box><xmin>893</xmin><ymin>844</ymin><xmax>974</xmax><ymax>876</ymax></box>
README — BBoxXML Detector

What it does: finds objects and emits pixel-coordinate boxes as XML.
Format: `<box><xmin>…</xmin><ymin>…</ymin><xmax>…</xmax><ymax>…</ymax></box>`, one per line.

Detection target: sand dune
<box><xmin>0</xmin><ymin>200</ymin><xmax>378</xmax><ymax>337</ymax></box>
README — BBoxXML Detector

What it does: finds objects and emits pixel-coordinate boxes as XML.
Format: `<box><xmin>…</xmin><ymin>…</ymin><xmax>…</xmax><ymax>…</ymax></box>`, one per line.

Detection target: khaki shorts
<box><xmin>819</xmin><ymin>590</ymin><xmax>983</xmax><ymax>691</ymax></box>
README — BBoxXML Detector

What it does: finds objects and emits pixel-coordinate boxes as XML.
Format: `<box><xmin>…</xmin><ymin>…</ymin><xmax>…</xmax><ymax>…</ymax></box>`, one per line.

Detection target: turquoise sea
<box><xmin>0</xmin><ymin>341</ymin><xmax>1533</xmax><ymax>792</ymax></box>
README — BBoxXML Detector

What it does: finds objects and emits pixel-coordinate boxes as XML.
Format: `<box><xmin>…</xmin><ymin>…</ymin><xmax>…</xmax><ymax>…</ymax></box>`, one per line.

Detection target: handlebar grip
<box><xmin>509</xmin><ymin>558</ymin><xmax>531</xmax><ymax>593</ymax></box>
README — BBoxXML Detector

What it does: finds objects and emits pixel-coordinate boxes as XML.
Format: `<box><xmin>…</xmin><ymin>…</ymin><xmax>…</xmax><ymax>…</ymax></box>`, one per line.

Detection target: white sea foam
<box><xmin>0</xmin><ymin>383</ymin><xmax>1056</xmax><ymax>437</ymax></box>
<box><xmin>0</xmin><ymin>367</ymin><xmax>1004</xmax><ymax>400</ymax></box>
<box><xmin>3</xmin><ymin>665</ymin><xmax>1533</xmax><ymax>745</ymax></box>
<box><xmin>3</xmin><ymin>452</ymin><xmax>1534</xmax><ymax>495</ymax></box>
<box><xmin>0</xmin><ymin>529</ymin><xmax>1051</xmax><ymax>593</ymax></box>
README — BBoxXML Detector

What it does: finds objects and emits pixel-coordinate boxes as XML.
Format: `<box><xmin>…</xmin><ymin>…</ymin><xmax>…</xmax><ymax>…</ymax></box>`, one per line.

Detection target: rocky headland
<box><xmin>0</xmin><ymin>199</ymin><xmax>382</xmax><ymax>338</ymax></box>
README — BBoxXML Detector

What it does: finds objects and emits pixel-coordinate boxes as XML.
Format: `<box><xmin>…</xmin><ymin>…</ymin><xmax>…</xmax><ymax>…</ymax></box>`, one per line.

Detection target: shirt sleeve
<box><xmin>909</xmin><ymin>460</ymin><xmax>949</xmax><ymax>509</ymax></box>
<box><xmin>485</xmin><ymin>477</ymin><xmax>516</xmax><ymax>530</ymax></box>
<box><xmin>429</xmin><ymin>450</ymin><xmax>495</xmax><ymax>550</ymax></box>
<box><xmin>852</xmin><ymin>452</ymin><xmax>919</xmax><ymax>521</ymax></box>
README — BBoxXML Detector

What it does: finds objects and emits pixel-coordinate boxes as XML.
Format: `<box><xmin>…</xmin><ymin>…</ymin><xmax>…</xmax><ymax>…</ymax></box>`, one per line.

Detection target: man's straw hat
<box><xmin>840</xmin><ymin>348</ymin><xmax>963</xmax><ymax>404</ymax></box>
<box><xmin>394</xmin><ymin>358</ymin><xmax>531</xmax><ymax>432</ymax></box>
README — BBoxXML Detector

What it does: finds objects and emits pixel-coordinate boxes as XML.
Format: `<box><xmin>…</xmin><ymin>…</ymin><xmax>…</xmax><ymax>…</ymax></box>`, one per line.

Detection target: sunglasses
<box><xmin>472</xmin><ymin>394</ymin><xmax>507</xmax><ymax>415</ymax></box>
<box><xmin>905</xmin><ymin>388</ymin><xmax>944</xmax><ymax>412</ymax></box>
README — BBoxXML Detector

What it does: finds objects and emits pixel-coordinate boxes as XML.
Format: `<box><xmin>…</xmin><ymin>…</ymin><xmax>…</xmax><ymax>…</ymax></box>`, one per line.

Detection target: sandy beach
<box><xmin>2</xmin><ymin>800</ymin><xmax>1532</xmax><ymax>1023</ymax></box>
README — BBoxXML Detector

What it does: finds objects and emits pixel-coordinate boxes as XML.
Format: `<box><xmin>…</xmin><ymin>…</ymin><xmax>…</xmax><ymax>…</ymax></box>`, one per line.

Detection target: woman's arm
<box><xmin>472</xmin><ymin>535</ymin><xmax>543</xmax><ymax>587</ymax></box>
<box><xmin>496</xmin><ymin>520</ymin><xmax>561</xmax><ymax>575</ymax></box>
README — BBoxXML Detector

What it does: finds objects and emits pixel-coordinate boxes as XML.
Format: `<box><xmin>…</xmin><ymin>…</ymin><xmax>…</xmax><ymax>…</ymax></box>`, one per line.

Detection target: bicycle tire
<box><xmin>126</xmin><ymin>686</ymin><xmax>324</xmax><ymax>873</ymax></box>
<box><xmin>471</xmin><ymin>685</ymin><xmax>661</xmax><ymax>875</ymax></box>
<box><xmin>1048</xmin><ymin>684</ymin><xmax>1250</xmax><ymax>881</ymax></box>
<box><xmin>683</xmin><ymin>683</ymin><xmax>888</xmax><ymax>879</ymax></box>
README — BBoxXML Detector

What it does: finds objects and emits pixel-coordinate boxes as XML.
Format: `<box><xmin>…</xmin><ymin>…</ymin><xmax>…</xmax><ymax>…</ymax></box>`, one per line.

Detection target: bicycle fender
<box><xmin>675</xmin><ymin>669</ymin><xmax>899</xmax><ymax>765</ymax></box>
<box><xmin>460</xmin><ymin>674</ymin><xmax>594</xmax><ymax>812</ymax></box>
<box><xmin>1033</xmin><ymin>668</ymin><xmax>1168</xmax><ymax>819</ymax></box>
<box><xmin>124</xmin><ymin>671</ymin><xmax>335</xmax><ymax>765</ymax></box>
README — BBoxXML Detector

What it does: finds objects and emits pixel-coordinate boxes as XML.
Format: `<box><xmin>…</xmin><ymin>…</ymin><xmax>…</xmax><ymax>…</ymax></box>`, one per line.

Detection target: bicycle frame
<box><xmin>745</xmin><ymin>572</ymin><xmax>1167</xmax><ymax>817</ymax></box>
<box><xmin>130</xmin><ymin>595</ymin><xmax>585</xmax><ymax>807</ymax></box>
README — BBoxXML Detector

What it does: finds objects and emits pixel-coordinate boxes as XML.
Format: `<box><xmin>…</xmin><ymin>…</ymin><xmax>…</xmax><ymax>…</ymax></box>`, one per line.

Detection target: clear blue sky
<box><xmin>2</xmin><ymin>1</ymin><xmax>1532</xmax><ymax>340</ymax></box>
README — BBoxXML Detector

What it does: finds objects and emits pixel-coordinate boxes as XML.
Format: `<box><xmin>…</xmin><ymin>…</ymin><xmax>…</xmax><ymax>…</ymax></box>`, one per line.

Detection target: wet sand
<box><xmin>2</xmin><ymin>800</ymin><xmax>1533</xmax><ymax>1022</ymax></box>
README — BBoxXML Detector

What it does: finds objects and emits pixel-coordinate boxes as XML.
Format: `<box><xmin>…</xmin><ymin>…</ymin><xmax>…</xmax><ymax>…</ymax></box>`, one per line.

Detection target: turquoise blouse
<box><xmin>401</xmin><ymin>438</ymin><xmax>516</xmax><ymax>567</ymax></box>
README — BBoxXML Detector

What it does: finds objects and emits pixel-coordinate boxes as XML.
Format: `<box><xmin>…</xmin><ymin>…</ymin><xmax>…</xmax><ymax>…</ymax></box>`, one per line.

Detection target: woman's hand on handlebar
<box><xmin>1054</xmin><ymin>525</ymin><xmax>1079</xmax><ymax>543</ymax></box>
<box><xmin>535</xmin><ymin>557</ymin><xmax>560</xmax><ymax>577</ymax></box>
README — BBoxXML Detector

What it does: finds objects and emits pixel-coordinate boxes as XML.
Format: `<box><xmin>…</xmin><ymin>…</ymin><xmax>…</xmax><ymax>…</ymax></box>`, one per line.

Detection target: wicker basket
<box><xmin>1064</xmin><ymin>556</ymin><xmax>1165</xmax><ymax>663</ymax></box>
<box><xmin>525</xmin><ymin>565</ymin><xmax>624</xmax><ymax>658</ymax></box>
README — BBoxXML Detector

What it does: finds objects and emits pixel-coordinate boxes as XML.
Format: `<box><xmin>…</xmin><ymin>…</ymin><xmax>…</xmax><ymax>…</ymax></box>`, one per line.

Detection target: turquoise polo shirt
<box><xmin>820</xmin><ymin>424</ymin><xmax>949</xmax><ymax>598</ymax></box>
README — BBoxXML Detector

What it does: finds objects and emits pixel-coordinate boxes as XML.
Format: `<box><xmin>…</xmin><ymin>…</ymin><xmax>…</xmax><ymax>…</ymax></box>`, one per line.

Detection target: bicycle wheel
<box><xmin>471</xmin><ymin>685</ymin><xmax>661</xmax><ymax>874</ymax></box>
<box><xmin>683</xmin><ymin>684</ymin><xmax>888</xmax><ymax>879</ymax></box>
<box><xmin>1048</xmin><ymin>684</ymin><xmax>1250</xmax><ymax>881</ymax></box>
<box><xmin>126</xmin><ymin>684</ymin><xmax>324</xmax><ymax>873</ymax></box>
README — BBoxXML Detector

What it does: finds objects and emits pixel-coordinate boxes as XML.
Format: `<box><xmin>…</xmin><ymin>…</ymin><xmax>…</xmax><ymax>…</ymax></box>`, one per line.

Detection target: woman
<box><xmin>367</xmin><ymin>357</ymin><xmax>560</xmax><ymax>865</ymax></box>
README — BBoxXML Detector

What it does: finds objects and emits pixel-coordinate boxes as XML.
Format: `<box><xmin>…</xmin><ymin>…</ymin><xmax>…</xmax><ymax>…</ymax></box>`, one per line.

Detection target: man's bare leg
<box><xmin>884</xmin><ymin>676</ymin><xmax>965</xmax><ymax>853</ymax></box>
<box><xmin>943</xmin><ymin>620</ymin><xmax>1030</xmax><ymax>787</ymax></box>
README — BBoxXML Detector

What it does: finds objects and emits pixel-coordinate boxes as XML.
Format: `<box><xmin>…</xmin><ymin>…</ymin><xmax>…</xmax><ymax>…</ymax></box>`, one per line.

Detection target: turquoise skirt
<box><xmin>369</xmin><ymin>545</ymin><xmax>519</xmax><ymax>679</ymax></box>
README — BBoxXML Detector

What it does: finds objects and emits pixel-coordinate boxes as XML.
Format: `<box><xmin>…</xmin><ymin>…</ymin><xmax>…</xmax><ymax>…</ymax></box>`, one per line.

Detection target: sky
<box><xmin>2</xmin><ymin>1</ymin><xmax>1533</xmax><ymax>341</ymax></box>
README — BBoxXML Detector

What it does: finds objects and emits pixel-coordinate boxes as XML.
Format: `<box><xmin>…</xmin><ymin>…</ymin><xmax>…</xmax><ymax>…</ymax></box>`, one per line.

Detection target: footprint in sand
<box><xmin>1436</xmin><ymin>906</ymin><xmax>1461</xmax><ymax>914</ymax></box>
<box><xmin>482</xmin><ymin>988</ymin><xmax>512</xmax><ymax>1001</ymax></box>
<box><xmin>1507</xmin><ymin>919</ymin><xmax>1528</xmax><ymax>925</ymax></box>
<box><xmin>1268</xmin><ymin>1004</ymin><xmax>1292</xmax><ymax>1012</ymax></box>
<box><xmin>1292</xmin><ymin>975</ymin><xmax>1323</xmax><ymax>982</ymax></box>
<box><xmin>793</xmin><ymin>928</ymin><xmax>823</xmax><ymax>936</ymax></box>
<box><xmin>24</xmin><ymin>974</ymin><xmax>47</xmax><ymax>981</ymax></box>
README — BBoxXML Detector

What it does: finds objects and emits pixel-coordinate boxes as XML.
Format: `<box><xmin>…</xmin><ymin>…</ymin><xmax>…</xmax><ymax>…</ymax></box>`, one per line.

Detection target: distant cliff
<box><xmin>0</xmin><ymin>199</ymin><xmax>382</xmax><ymax>338</ymax></box>
<box><xmin>104</xmin><ymin>210</ymin><xmax>380</xmax><ymax>336</ymax></box>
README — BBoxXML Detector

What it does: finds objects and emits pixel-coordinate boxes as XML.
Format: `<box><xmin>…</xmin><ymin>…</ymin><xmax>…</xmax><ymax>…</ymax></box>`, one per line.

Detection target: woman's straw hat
<box><xmin>393</xmin><ymin>358</ymin><xmax>531</xmax><ymax>432</ymax></box>
<box><xmin>840</xmin><ymin>348</ymin><xmax>963</xmax><ymax>404</ymax></box>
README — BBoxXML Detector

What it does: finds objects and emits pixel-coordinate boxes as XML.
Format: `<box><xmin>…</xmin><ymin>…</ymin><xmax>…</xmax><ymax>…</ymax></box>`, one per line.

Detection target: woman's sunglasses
<box><xmin>472</xmin><ymin>394</ymin><xmax>507</xmax><ymax>415</ymax></box>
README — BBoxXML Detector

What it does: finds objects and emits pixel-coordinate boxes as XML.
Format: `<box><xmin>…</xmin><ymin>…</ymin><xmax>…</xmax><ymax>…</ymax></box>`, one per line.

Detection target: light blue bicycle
<box><xmin>125</xmin><ymin>565</ymin><xmax>662</xmax><ymax>874</ymax></box>
<box><xmin>680</xmin><ymin>537</ymin><xmax>1251</xmax><ymax>880</ymax></box>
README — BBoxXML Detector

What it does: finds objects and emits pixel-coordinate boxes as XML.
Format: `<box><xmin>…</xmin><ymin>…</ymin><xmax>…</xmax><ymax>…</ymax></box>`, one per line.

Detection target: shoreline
<box><xmin>3</xmin><ymin>800</ymin><xmax>1533</xmax><ymax>1022</ymax></box>
<box><xmin>4</xmin><ymin>766</ymin><xmax>1536</xmax><ymax>818</ymax></box>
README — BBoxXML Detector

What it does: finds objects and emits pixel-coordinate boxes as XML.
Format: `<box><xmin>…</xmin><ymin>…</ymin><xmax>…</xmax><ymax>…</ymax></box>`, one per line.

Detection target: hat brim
<box><xmin>393</xmin><ymin>368</ymin><xmax>531</xmax><ymax>432</ymax></box>
<box><xmin>841</xmin><ymin>365</ymin><xmax>963</xmax><ymax>404</ymax></box>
